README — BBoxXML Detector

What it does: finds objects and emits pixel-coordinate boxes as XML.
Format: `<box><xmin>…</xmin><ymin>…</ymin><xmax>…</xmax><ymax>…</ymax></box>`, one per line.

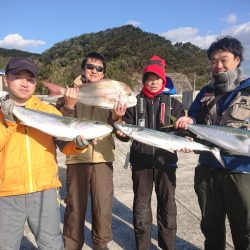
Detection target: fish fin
<box><xmin>123</xmin><ymin>150</ymin><xmax>131</xmax><ymax>169</ymax></box>
<box><xmin>99</xmin><ymin>106</ymin><xmax>112</xmax><ymax>109</ymax></box>
<box><xmin>161</xmin><ymin>124</ymin><xmax>174</xmax><ymax>129</ymax></box>
<box><xmin>161</xmin><ymin>113</ymin><xmax>177</xmax><ymax>128</ymax></box>
<box><xmin>124</xmin><ymin>139</ymin><xmax>133</xmax><ymax>169</ymax></box>
<box><xmin>167</xmin><ymin>149</ymin><xmax>175</xmax><ymax>153</ymax></box>
<box><xmin>54</xmin><ymin>137</ymin><xmax>72</xmax><ymax>141</ymax></box>
<box><xmin>42</xmin><ymin>81</ymin><xmax>66</xmax><ymax>96</ymax></box>
<box><xmin>211</xmin><ymin>147</ymin><xmax>225</xmax><ymax>168</ymax></box>
<box><xmin>166</xmin><ymin>113</ymin><xmax>178</xmax><ymax>123</ymax></box>
<box><xmin>40</xmin><ymin>95</ymin><xmax>63</xmax><ymax>103</ymax></box>
<box><xmin>195</xmin><ymin>134</ymin><xmax>206</xmax><ymax>140</ymax></box>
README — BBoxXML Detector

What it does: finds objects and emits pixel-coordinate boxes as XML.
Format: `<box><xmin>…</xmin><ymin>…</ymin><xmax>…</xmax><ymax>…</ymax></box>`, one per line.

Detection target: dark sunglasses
<box><xmin>86</xmin><ymin>63</ymin><xmax>104</xmax><ymax>72</ymax></box>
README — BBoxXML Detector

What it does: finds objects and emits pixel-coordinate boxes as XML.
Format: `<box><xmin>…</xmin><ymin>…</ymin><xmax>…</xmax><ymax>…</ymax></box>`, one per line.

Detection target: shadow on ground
<box><xmin>58</xmin><ymin>166</ymin><xmax>200</xmax><ymax>250</ymax></box>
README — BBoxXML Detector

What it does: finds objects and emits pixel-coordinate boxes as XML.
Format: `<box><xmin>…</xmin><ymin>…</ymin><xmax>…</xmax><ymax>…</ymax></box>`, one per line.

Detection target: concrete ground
<box><xmin>21</xmin><ymin>139</ymin><xmax>234</xmax><ymax>250</ymax></box>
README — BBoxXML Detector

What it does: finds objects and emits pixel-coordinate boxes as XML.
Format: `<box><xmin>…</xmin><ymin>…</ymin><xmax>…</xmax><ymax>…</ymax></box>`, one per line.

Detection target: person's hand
<box><xmin>0</xmin><ymin>98</ymin><xmax>16</xmax><ymax>123</ymax></box>
<box><xmin>114</xmin><ymin>120</ymin><xmax>129</xmax><ymax>139</ymax></box>
<box><xmin>112</xmin><ymin>100</ymin><xmax>127</xmax><ymax>121</ymax></box>
<box><xmin>74</xmin><ymin>135</ymin><xmax>97</xmax><ymax>149</ymax></box>
<box><xmin>175</xmin><ymin>116</ymin><xmax>194</xmax><ymax>129</ymax></box>
<box><xmin>64</xmin><ymin>87</ymin><xmax>80</xmax><ymax>109</ymax></box>
<box><xmin>116</xmin><ymin>129</ymin><xmax>128</xmax><ymax>138</ymax></box>
<box><xmin>178</xmin><ymin>136</ymin><xmax>193</xmax><ymax>153</ymax></box>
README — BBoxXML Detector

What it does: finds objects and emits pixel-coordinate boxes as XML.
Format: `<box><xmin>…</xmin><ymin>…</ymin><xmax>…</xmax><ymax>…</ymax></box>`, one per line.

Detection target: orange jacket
<box><xmin>0</xmin><ymin>96</ymin><xmax>87</xmax><ymax>197</ymax></box>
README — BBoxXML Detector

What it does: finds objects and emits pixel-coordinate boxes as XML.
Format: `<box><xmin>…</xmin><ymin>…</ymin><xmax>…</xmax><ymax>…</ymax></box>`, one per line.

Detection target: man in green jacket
<box><xmin>56</xmin><ymin>52</ymin><xmax>126</xmax><ymax>250</ymax></box>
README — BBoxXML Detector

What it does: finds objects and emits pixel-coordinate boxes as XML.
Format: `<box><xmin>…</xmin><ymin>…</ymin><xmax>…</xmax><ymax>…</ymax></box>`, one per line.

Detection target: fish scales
<box><xmin>43</xmin><ymin>79</ymin><xmax>137</xmax><ymax>109</ymax></box>
<box><xmin>120</xmin><ymin>125</ymin><xmax>216</xmax><ymax>152</ymax></box>
<box><xmin>187</xmin><ymin>124</ymin><xmax>250</xmax><ymax>156</ymax></box>
<box><xmin>13</xmin><ymin>106</ymin><xmax>113</xmax><ymax>140</ymax></box>
<box><xmin>114</xmin><ymin>122</ymin><xmax>225</xmax><ymax>167</ymax></box>
<box><xmin>78</xmin><ymin>80</ymin><xmax>136</xmax><ymax>108</ymax></box>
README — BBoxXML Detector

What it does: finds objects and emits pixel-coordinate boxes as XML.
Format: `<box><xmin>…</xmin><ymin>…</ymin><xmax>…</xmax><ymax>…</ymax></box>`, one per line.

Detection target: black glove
<box><xmin>1</xmin><ymin>98</ymin><xmax>16</xmax><ymax>123</ymax></box>
<box><xmin>74</xmin><ymin>135</ymin><xmax>89</xmax><ymax>149</ymax></box>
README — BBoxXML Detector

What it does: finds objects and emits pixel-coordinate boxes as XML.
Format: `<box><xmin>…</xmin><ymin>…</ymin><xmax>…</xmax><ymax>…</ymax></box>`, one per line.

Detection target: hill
<box><xmin>0</xmin><ymin>25</ymin><xmax>210</xmax><ymax>93</ymax></box>
<box><xmin>0</xmin><ymin>48</ymin><xmax>39</xmax><ymax>72</ymax></box>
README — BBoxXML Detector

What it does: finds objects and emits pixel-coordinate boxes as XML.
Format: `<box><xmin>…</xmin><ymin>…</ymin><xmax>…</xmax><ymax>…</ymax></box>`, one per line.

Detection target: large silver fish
<box><xmin>13</xmin><ymin>106</ymin><xmax>113</xmax><ymax>140</ymax></box>
<box><xmin>187</xmin><ymin>124</ymin><xmax>250</xmax><ymax>156</ymax></box>
<box><xmin>42</xmin><ymin>79</ymin><xmax>137</xmax><ymax>108</ymax></box>
<box><xmin>115</xmin><ymin>122</ymin><xmax>225</xmax><ymax>167</ymax></box>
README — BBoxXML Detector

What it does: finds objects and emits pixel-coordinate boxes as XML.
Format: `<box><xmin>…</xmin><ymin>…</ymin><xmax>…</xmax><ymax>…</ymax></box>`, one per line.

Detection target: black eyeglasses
<box><xmin>86</xmin><ymin>64</ymin><xmax>104</xmax><ymax>72</ymax></box>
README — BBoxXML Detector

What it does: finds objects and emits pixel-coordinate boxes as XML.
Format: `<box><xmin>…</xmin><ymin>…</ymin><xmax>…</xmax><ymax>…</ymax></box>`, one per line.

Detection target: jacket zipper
<box><xmin>152</xmin><ymin>99</ymin><xmax>155</xmax><ymax>168</ymax></box>
<box><xmin>25</xmin><ymin>126</ymin><xmax>33</xmax><ymax>192</ymax></box>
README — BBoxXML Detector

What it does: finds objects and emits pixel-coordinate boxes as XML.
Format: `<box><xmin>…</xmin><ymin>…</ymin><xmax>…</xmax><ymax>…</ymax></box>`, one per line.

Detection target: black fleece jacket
<box><xmin>123</xmin><ymin>93</ymin><xmax>185</xmax><ymax>168</ymax></box>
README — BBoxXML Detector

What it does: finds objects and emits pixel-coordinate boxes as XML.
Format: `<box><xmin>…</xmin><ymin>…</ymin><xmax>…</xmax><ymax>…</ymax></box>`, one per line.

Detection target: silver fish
<box><xmin>42</xmin><ymin>79</ymin><xmax>137</xmax><ymax>108</ymax></box>
<box><xmin>115</xmin><ymin>122</ymin><xmax>225</xmax><ymax>167</ymax></box>
<box><xmin>13</xmin><ymin>106</ymin><xmax>113</xmax><ymax>140</ymax></box>
<box><xmin>0</xmin><ymin>91</ymin><xmax>8</xmax><ymax>98</ymax></box>
<box><xmin>187</xmin><ymin>124</ymin><xmax>250</xmax><ymax>156</ymax></box>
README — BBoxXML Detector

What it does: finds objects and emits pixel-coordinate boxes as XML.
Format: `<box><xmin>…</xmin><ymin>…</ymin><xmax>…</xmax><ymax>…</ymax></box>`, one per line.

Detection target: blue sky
<box><xmin>1</xmin><ymin>0</ymin><xmax>250</xmax><ymax>75</ymax></box>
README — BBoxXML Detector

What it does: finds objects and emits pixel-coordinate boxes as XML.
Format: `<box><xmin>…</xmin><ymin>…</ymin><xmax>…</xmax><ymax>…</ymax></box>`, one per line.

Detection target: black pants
<box><xmin>132</xmin><ymin>166</ymin><xmax>177</xmax><ymax>250</ymax></box>
<box><xmin>194</xmin><ymin>164</ymin><xmax>250</xmax><ymax>250</ymax></box>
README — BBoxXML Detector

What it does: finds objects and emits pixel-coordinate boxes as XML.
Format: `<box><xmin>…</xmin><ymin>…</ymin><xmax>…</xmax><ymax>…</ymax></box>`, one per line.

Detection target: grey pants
<box><xmin>0</xmin><ymin>188</ymin><xmax>63</xmax><ymax>250</ymax></box>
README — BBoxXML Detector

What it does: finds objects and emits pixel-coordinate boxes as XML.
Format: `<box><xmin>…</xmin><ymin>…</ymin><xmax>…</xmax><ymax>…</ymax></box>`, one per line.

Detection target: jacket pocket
<box><xmin>229</xmin><ymin>95</ymin><xmax>250</xmax><ymax>121</ymax></box>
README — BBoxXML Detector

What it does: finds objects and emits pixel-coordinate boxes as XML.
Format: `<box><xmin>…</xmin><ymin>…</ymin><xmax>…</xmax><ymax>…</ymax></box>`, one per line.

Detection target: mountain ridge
<box><xmin>0</xmin><ymin>25</ymin><xmax>210</xmax><ymax>93</ymax></box>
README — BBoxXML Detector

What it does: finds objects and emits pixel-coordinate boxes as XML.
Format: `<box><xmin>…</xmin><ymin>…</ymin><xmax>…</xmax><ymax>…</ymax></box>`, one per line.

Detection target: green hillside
<box><xmin>0</xmin><ymin>25</ymin><xmax>210</xmax><ymax>93</ymax></box>
<box><xmin>0</xmin><ymin>48</ymin><xmax>39</xmax><ymax>71</ymax></box>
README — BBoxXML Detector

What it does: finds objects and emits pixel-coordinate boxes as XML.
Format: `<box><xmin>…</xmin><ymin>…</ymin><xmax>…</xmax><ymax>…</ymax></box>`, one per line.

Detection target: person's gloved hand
<box><xmin>74</xmin><ymin>135</ymin><xmax>90</xmax><ymax>149</ymax></box>
<box><xmin>1</xmin><ymin>98</ymin><xmax>16</xmax><ymax>123</ymax></box>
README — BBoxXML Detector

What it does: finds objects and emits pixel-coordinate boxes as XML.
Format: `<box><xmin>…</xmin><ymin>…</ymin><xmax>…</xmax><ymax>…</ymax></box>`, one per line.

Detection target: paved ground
<box><xmin>20</xmin><ymin>139</ymin><xmax>234</xmax><ymax>250</ymax></box>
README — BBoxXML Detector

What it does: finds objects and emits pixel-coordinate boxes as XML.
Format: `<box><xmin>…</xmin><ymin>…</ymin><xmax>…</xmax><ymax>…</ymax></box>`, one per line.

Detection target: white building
<box><xmin>0</xmin><ymin>70</ymin><xmax>4</xmax><ymax>91</ymax></box>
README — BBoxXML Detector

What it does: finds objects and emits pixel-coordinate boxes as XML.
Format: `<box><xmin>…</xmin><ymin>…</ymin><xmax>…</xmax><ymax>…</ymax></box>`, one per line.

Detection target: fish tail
<box><xmin>211</xmin><ymin>147</ymin><xmax>225</xmax><ymax>168</ymax></box>
<box><xmin>42</xmin><ymin>81</ymin><xmax>66</xmax><ymax>96</ymax></box>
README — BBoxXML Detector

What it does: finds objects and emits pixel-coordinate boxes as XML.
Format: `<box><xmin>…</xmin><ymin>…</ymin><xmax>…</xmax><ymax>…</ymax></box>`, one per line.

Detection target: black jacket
<box><xmin>123</xmin><ymin>93</ymin><xmax>185</xmax><ymax>168</ymax></box>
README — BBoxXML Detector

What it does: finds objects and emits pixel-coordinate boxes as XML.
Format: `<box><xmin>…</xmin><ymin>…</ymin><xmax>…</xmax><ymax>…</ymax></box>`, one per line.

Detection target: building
<box><xmin>0</xmin><ymin>70</ymin><xmax>5</xmax><ymax>91</ymax></box>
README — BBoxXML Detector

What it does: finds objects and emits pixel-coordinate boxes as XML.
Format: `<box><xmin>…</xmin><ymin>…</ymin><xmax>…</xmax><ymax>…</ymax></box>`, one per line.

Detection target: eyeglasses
<box><xmin>86</xmin><ymin>64</ymin><xmax>104</xmax><ymax>72</ymax></box>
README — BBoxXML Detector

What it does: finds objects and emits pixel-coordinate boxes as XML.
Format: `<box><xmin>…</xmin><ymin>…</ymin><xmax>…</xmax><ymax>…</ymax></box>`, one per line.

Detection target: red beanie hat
<box><xmin>142</xmin><ymin>56</ymin><xmax>166</xmax><ymax>85</ymax></box>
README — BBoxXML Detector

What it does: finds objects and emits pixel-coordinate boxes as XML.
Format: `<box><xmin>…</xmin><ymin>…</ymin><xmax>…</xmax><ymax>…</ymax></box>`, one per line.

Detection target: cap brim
<box><xmin>6</xmin><ymin>67</ymin><xmax>38</xmax><ymax>77</ymax></box>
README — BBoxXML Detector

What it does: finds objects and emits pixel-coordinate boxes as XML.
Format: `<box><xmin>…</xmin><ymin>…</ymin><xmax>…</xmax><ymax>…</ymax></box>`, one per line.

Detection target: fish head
<box><xmin>114</xmin><ymin>121</ymin><xmax>134</xmax><ymax>136</ymax></box>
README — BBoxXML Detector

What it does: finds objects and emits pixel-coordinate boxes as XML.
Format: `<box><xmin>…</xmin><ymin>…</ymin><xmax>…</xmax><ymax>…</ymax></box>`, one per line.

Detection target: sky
<box><xmin>1</xmin><ymin>0</ymin><xmax>250</xmax><ymax>75</ymax></box>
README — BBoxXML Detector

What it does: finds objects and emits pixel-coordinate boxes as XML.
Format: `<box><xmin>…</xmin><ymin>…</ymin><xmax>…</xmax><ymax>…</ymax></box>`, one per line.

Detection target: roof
<box><xmin>168</xmin><ymin>73</ymin><xmax>193</xmax><ymax>93</ymax></box>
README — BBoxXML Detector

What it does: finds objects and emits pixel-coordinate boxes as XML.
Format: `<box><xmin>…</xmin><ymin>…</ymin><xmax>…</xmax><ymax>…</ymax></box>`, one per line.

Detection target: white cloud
<box><xmin>0</xmin><ymin>33</ymin><xmax>46</xmax><ymax>50</ymax></box>
<box><xmin>126</xmin><ymin>20</ymin><xmax>141</xmax><ymax>27</ymax></box>
<box><xmin>161</xmin><ymin>27</ymin><xmax>217</xmax><ymax>49</ymax></box>
<box><xmin>160</xmin><ymin>22</ymin><xmax>250</xmax><ymax>76</ymax></box>
<box><xmin>222</xmin><ymin>22</ymin><xmax>250</xmax><ymax>76</ymax></box>
<box><xmin>221</xmin><ymin>13</ymin><xmax>237</xmax><ymax>24</ymax></box>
